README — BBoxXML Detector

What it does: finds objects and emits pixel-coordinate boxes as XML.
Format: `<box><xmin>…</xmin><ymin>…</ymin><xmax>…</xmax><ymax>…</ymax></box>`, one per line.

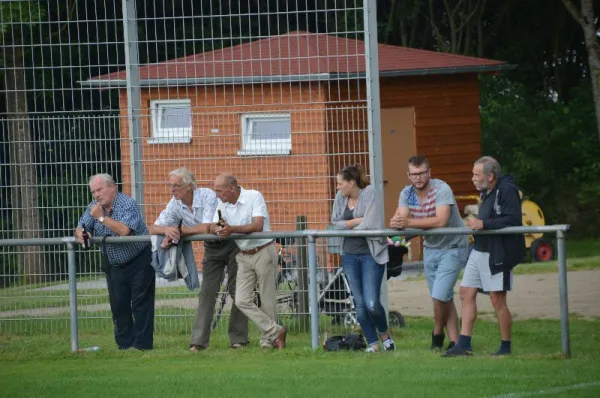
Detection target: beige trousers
<box><xmin>235</xmin><ymin>244</ymin><xmax>282</xmax><ymax>346</ymax></box>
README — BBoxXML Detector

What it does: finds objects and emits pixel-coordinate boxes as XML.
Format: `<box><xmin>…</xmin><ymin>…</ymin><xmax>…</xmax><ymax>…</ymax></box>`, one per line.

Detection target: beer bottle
<box><xmin>82</xmin><ymin>228</ymin><xmax>91</xmax><ymax>250</ymax></box>
<box><xmin>217</xmin><ymin>209</ymin><xmax>226</xmax><ymax>227</ymax></box>
<box><xmin>171</xmin><ymin>219</ymin><xmax>183</xmax><ymax>246</ymax></box>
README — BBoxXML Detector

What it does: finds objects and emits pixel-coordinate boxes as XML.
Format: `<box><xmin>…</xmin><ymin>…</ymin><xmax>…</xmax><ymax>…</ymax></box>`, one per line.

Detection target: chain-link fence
<box><xmin>1</xmin><ymin>1</ymin><xmax>385</xmax><ymax>335</ymax></box>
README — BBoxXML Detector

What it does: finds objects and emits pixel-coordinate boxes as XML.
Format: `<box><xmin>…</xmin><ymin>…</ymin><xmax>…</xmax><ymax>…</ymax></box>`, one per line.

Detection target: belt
<box><xmin>424</xmin><ymin>243</ymin><xmax>460</xmax><ymax>250</ymax></box>
<box><xmin>240</xmin><ymin>241</ymin><xmax>274</xmax><ymax>255</ymax></box>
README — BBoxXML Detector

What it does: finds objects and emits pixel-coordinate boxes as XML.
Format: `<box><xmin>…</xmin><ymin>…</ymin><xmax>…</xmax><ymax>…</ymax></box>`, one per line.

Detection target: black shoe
<box><xmin>431</xmin><ymin>331</ymin><xmax>445</xmax><ymax>350</ymax></box>
<box><xmin>446</xmin><ymin>341</ymin><xmax>456</xmax><ymax>350</ymax></box>
<box><xmin>441</xmin><ymin>345</ymin><xmax>473</xmax><ymax>357</ymax></box>
<box><xmin>490</xmin><ymin>350</ymin><xmax>511</xmax><ymax>356</ymax></box>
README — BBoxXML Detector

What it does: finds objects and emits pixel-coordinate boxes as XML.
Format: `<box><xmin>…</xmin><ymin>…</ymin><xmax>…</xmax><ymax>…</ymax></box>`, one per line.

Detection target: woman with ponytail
<box><xmin>331</xmin><ymin>164</ymin><xmax>395</xmax><ymax>352</ymax></box>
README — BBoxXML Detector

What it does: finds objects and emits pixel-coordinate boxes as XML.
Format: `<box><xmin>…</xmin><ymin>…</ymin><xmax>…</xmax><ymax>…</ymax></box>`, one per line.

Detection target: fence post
<box><xmin>66</xmin><ymin>241</ymin><xmax>79</xmax><ymax>352</ymax></box>
<box><xmin>295</xmin><ymin>216</ymin><xmax>310</xmax><ymax>330</ymax></box>
<box><xmin>557</xmin><ymin>230</ymin><xmax>571</xmax><ymax>358</ymax></box>
<box><xmin>122</xmin><ymin>0</ymin><xmax>144</xmax><ymax>202</ymax></box>
<box><xmin>363</xmin><ymin>0</ymin><xmax>389</xmax><ymax>318</ymax></box>
<box><xmin>308</xmin><ymin>235</ymin><xmax>319</xmax><ymax>351</ymax></box>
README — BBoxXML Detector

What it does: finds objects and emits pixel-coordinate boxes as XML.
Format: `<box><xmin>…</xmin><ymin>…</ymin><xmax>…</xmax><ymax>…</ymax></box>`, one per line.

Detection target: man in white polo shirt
<box><xmin>209</xmin><ymin>173</ymin><xmax>287</xmax><ymax>350</ymax></box>
<box><xmin>149</xmin><ymin>168</ymin><xmax>248</xmax><ymax>352</ymax></box>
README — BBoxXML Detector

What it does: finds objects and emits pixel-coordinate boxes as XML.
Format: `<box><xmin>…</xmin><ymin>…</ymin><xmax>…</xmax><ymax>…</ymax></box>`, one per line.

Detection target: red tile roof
<box><xmin>89</xmin><ymin>31</ymin><xmax>507</xmax><ymax>83</ymax></box>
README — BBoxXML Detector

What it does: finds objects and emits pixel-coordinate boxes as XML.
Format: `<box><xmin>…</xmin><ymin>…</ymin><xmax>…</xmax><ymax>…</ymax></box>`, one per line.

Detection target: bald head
<box><xmin>214</xmin><ymin>173</ymin><xmax>240</xmax><ymax>203</ymax></box>
<box><xmin>215</xmin><ymin>173</ymin><xmax>238</xmax><ymax>187</ymax></box>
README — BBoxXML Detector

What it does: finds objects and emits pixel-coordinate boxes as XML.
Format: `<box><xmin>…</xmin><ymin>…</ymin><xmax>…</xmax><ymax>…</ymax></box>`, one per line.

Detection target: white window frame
<box><xmin>238</xmin><ymin>113</ymin><xmax>291</xmax><ymax>156</ymax></box>
<box><xmin>149</xmin><ymin>99</ymin><xmax>192</xmax><ymax>144</ymax></box>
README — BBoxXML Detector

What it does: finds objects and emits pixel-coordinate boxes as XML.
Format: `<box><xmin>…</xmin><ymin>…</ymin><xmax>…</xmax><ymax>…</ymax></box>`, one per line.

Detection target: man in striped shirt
<box><xmin>391</xmin><ymin>156</ymin><xmax>468</xmax><ymax>351</ymax></box>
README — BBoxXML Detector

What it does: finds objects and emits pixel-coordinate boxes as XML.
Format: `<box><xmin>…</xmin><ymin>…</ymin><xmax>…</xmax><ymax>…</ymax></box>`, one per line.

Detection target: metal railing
<box><xmin>0</xmin><ymin>224</ymin><xmax>572</xmax><ymax>357</ymax></box>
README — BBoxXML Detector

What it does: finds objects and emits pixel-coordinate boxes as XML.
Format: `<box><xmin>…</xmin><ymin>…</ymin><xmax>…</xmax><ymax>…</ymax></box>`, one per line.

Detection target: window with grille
<box><xmin>149</xmin><ymin>99</ymin><xmax>192</xmax><ymax>144</ymax></box>
<box><xmin>239</xmin><ymin>113</ymin><xmax>291</xmax><ymax>155</ymax></box>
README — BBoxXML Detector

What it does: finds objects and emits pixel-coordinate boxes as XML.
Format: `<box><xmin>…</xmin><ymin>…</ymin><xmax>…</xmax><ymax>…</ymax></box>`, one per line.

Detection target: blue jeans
<box><xmin>342</xmin><ymin>253</ymin><xmax>388</xmax><ymax>345</ymax></box>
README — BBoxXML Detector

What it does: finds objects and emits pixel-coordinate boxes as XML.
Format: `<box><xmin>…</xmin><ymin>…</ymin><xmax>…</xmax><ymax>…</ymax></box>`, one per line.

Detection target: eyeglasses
<box><xmin>408</xmin><ymin>170</ymin><xmax>429</xmax><ymax>179</ymax></box>
<box><xmin>167</xmin><ymin>183</ymin><xmax>185</xmax><ymax>189</ymax></box>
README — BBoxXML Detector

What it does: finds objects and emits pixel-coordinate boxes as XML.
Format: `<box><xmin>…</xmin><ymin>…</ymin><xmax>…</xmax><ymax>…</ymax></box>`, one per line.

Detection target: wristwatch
<box><xmin>98</xmin><ymin>216</ymin><xmax>105</xmax><ymax>223</ymax></box>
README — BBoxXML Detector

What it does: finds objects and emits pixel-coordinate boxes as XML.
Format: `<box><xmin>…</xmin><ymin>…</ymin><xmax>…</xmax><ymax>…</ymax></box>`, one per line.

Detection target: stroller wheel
<box><xmin>388</xmin><ymin>310</ymin><xmax>405</xmax><ymax>328</ymax></box>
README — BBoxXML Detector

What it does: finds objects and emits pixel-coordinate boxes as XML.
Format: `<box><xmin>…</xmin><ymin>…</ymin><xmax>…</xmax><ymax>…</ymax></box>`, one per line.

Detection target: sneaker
<box><xmin>230</xmin><ymin>343</ymin><xmax>247</xmax><ymax>349</ymax></box>
<box><xmin>441</xmin><ymin>345</ymin><xmax>473</xmax><ymax>357</ymax></box>
<box><xmin>383</xmin><ymin>338</ymin><xmax>396</xmax><ymax>352</ymax></box>
<box><xmin>365</xmin><ymin>346</ymin><xmax>378</xmax><ymax>353</ymax></box>
<box><xmin>446</xmin><ymin>341</ymin><xmax>456</xmax><ymax>350</ymax></box>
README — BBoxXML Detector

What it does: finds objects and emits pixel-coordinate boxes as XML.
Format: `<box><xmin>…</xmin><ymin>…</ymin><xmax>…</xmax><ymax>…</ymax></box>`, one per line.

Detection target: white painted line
<box><xmin>491</xmin><ymin>381</ymin><xmax>600</xmax><ymax>397</ymax></box>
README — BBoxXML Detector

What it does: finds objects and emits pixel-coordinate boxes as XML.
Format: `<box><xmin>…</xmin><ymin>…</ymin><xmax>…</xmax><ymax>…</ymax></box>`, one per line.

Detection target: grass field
<box><xmin>1</xmin><ymin>316</ymin><xmax>599</xmax><ymax>398</ymax></box>
<box><xmin>1</xmin><ymin>238</ymin><xmax>599</xmax><ymax>397</ymax></box>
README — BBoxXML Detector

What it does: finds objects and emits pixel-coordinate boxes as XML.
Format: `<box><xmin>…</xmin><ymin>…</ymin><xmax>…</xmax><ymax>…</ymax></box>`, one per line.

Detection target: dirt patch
<box><xmin>4</xmin><ymin>270</ymin><xmax>599</xmax><ymax>320</ymax></box>
<box><xmin>388</xmin><ymin>269</ymin><xmax>600</xmax><ymax>320</ymax></box>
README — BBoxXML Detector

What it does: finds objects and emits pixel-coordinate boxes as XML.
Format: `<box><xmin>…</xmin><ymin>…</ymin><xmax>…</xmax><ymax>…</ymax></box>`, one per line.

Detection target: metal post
<box><xmin>295</xmin><ymin>215</ymin><xmax>310</xmax><ymax>330</ymax></box>
<box><xmin>66</xmin><ymin>241</ymin><xmax>79</xmax><ymax>352</ymax></box>
<box><xmin>122</xmin><ymin>0</ymin><xmax>144</xmax><ymax>202</ymax></box>
<box><xmin>557</xmin><ymin>230</ymin><xmax>571</xmax><ymax>358</ymax></box>
<box><xmin>363</xmin><ymin>0</ymin><xmax>389</xmax><ymax>318</ymax></box>
<box><xmin>308</xmin><ymin>235</ymin><xmax>320</xmax><ymax>351</ymax></box>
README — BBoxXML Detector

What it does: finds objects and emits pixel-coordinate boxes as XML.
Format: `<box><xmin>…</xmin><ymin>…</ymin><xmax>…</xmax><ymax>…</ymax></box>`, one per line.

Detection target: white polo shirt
<box><xmin>155</xmin><ymin>188</ymin><xmax>218</xmax><ymax>227</ymax></box>
<box><xmin>213</xmin><ymin>187</ymin><xmax>271</xmax><ymax>250</ymax></box>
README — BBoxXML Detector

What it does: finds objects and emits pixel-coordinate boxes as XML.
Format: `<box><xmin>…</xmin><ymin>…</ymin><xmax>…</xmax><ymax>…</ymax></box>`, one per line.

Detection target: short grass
<box><xmin>565</xmin><ymin>238</ymin><xmax>600</xmax><ymax>258</ymax></box>
<box><xmin>0</xmin><ymin>316</ymin><xmax>599</xmax><ymax>397</ymax></box>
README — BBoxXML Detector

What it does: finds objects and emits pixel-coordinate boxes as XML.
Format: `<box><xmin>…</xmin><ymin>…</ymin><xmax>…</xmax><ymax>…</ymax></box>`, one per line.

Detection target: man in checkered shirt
<box><xmin>75</xmin><ymin>173</ymin><xmax>155</xmax><ymax>350</ymax></box>
<box><xmin>391</xmin><ymin>156</ymin><xmax>469</xmax><ymax>351</ymax></box>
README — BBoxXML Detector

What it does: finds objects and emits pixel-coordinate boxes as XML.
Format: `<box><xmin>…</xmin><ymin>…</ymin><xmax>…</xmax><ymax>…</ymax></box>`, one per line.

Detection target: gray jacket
<box><xmin>331</xmin><ymin>185</ymin><xmax>389</xmax><ymax>265</ymax></box>
<box><xmin>150</xmin><ymin>235</ymin><xmax>200</xmax><ymax>290</ymax></box>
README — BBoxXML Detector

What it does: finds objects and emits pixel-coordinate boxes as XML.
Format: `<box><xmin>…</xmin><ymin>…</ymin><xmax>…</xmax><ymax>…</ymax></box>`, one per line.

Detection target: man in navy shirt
<box><xmin>75</xmin><ymin>174</ymin><xmax>155</xmax><ymax>350</ymax></box>
<box><xmin>444</xmin><ymin>156</ymin><xmax>525</xmax><ymax>357</ymax></box>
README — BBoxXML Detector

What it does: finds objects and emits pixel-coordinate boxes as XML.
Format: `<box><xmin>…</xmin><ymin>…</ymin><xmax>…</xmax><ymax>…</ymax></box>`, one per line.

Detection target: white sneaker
<box><xmin>365</xmin><ymin>346</ymin><xmax>378</xmax><ymax>353</ymax></box>
<box><xmin>383</xmin><ymin>338</ymin><xmax>396</xmax><ymax>352</ymax></box>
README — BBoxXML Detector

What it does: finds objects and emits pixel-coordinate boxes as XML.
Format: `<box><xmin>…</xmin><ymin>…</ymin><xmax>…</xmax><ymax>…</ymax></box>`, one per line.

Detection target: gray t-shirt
<box><xmin>399</xmin><ymin>179</ymin><xmax>468</xmax><ymax>249</ymax></box>
<box><xmin>342</xmin><ymin>205</ymin><xmax>371</xmax><ymax>255</ymax></box>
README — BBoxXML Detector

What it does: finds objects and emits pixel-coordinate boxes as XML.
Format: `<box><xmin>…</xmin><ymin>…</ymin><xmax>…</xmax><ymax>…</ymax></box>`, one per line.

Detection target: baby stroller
<box><xmin>318</xmin><ymin>243</ymin><xmax>408</xmax><ymax>328</ymax></box>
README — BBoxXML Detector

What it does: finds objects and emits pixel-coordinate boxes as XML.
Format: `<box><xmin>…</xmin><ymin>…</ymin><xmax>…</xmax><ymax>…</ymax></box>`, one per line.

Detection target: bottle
<box><xmin>82</xmin><ymin>229</ymin><xmax>91</xmax><ymax>250</ymax></box>
<box><xmin>171</xmin><ymin>219</ymin><xmax>183</xmax><ymax>246</ymax></box>
<box><xmin>217</xmin><ymin>209</ymin><xmax>226</xmax><ymax>227</ymax></box>
<box><xmin>78</xmin><ymin>346</ymin><xmax>100</xmax><ymax>352</ymax></box>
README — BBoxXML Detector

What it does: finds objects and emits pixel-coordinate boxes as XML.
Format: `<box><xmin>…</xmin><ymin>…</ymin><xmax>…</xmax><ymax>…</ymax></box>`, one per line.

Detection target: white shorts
<box><xmin>460</xmin><ymin>249</ymin><xmax>513</xmax><ymax>292</ymax></box>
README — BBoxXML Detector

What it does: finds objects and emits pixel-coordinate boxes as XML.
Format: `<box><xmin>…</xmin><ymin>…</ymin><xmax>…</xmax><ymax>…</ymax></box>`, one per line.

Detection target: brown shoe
<box><xmin>273</xmin><ymin>327</ymin><xmax>287</xmax><ymax>350</ymax></box>
<box><xmin>189</xmin><ymin>344</ymin><xmax>205</xmax><ymax>352</ymax></box>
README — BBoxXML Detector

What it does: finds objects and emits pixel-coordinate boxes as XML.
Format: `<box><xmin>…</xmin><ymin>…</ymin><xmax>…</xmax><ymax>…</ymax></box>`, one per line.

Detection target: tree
<box><xmin>1</xmin><ymin>2</ymin><xmax>46</xmax><ymax>283</ymax></box>
<box><xmin>561</xmin><ymin>0</ymin><xmax>600</xmax><ymax>140</ymax></box>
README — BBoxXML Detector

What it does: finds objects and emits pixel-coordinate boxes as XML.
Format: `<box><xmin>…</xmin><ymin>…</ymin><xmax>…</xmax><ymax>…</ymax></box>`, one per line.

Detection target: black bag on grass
<box><xmin>323</xmin><ymin>333</ymin><xmax>367</xmax><ymax>351</ymax></box>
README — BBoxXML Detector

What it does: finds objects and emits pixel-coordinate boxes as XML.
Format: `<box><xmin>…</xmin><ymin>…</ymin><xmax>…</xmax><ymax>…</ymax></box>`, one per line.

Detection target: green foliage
<box><xmin>0</xmin><ymin>2</ymin><xmax>45</xmax><ymax>32</ymax></box>
<box><xmin>480</xmin><ymin>75</ymin><xmax>600</xmax><ymax>236</ymax></box>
